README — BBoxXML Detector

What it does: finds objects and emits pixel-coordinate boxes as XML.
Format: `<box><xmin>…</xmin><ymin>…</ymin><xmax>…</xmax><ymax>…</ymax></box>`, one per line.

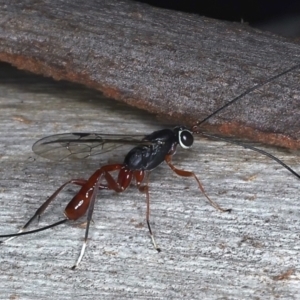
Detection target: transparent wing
<box><xmin>32</xmin><ymin>132</ymin><xmax>148</xmax><ymax>161</ymax></box>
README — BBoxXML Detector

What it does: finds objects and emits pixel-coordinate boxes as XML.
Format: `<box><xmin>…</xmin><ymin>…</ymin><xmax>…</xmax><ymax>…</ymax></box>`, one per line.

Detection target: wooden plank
<box><xmin>0</xmin><ymin>63</ymin><xmax>299</xmax><ymax>299</ymax></box>
<box><xmin>0</xmin><ymin>1</ymin><xmax>300</xmax><ymax>148</ymax></box>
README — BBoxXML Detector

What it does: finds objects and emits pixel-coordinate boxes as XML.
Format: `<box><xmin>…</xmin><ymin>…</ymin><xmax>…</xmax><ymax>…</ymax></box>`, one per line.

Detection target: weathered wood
<box><xmin>0</xmin><ymin>63</ymin><xmax>300</xmax><ymax>299</ymax></box>
<box><xmin>0</xmin><ymin>1</ymin><xmax>300</xmax><ymax>148</ymax></box>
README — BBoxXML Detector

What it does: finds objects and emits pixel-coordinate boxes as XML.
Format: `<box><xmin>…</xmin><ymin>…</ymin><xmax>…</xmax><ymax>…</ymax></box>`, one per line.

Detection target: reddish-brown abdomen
<box><xmin>64</xmin><ymin>189</ymin><xmax>91</xmax><ymax>220</ymax></box>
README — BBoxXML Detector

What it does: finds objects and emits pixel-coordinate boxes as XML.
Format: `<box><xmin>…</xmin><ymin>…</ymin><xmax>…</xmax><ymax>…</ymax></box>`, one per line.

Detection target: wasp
<box><xmin>1</xmin><ymin>63</ymin><xmax>300</xmax><ymax>269</ymax></box>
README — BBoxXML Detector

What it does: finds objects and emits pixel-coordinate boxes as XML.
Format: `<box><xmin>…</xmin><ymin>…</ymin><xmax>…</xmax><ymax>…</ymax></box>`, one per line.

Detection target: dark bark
<box><xmin>0</xmin><ymin>0</ymin><xmax>300</xmax><ymax>148</ymax></box>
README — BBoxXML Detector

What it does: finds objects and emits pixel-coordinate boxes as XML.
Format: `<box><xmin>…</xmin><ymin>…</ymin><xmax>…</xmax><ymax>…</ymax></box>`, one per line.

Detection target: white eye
<box><xmin>179</xmin><ymin>129</ymin><xmax>194</xmax><ymax>149</ymax></box>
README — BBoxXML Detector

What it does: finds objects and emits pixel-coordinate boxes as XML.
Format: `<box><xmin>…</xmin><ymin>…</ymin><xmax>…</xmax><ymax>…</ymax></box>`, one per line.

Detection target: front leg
<box><xmin>164</xmin><ymin>154</ymin><xmax>231</xmax><ymax>212</ymax></box>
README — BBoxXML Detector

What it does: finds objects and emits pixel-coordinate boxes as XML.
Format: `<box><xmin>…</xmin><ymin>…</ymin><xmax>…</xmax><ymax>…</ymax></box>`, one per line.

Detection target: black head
<box><xmin>173</xmin><ymin>126</ymin><xmax>194</xmax><ymax>149</ymax></box>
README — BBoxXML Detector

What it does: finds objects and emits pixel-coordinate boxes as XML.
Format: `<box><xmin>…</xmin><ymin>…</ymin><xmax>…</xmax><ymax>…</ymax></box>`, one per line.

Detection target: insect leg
<box><xmin>164</xmin><ymin>154</ymin><xmax>231</xmax><ymax>212</ymax></box>
<box><xmin>136</xmin><ymin>171</ymin><xmax>161</xmax><ymax>252</ymax></box>
<box><xmin>71</xmin><ymin>175</ymin><xmax>102</xmax><ymax>270</ymax></box>
<box><xmin>65</xmin><ymin>164</ymin><xmax>130</xmax><ymax>268</ymax></box>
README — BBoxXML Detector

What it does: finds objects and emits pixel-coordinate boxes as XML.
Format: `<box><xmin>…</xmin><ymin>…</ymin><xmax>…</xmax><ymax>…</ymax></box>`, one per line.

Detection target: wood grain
<box><xmin>0</xmin><ymin>63</ymin><xmax>300</xmax><ymax>299</ymax></box>
<box><xmin>0</xmin><ymin>0</ymin><xmax>300</xmax><ymax>148</ymax></box>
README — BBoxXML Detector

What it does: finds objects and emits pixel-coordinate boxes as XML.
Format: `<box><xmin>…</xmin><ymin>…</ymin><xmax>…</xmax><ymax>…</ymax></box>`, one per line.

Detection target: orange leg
<box><xmin>165</xmin><ymin>155</ymin><xmax>231</xmax><ymax>212</ymax></box>
<box><xmin>134</xmin><ymin>171</ymin><xmax>161</xmax><ymax>252</ymax></box>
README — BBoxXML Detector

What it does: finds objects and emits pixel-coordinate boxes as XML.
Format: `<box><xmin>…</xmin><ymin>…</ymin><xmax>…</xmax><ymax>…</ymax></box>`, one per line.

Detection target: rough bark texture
<box><xmin>0</xmin><ymin>0</ymin><xmax>300</xmax><ymax>148</ymax></box>
<box><xmin>0</xmin><ymin>63</ymin><xmax>300</xmax><ymax>300</ymax></box>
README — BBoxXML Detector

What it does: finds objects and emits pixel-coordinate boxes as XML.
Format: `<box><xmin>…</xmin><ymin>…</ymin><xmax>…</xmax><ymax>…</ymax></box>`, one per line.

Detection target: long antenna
<box><xmin>197</xmin><ymin>63</ymin><xmax>300</xmax><ymax>126</ymax></box>
<box><xmin>202</xmin><ymin>133</ymin><xmax>300</xmax><ymax>180</ymax></box>
<box><xmin>0</xmin><ymin>219</ymin><xmax>68</xmax><ymax>241</ymax></box>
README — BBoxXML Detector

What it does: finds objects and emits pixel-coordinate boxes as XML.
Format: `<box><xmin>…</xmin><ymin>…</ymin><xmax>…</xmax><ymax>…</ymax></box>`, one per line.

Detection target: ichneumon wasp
<box><xmin>0</xmin><ymin>63</ymin><xmax>300</xmax><ymax>269</ymax></box>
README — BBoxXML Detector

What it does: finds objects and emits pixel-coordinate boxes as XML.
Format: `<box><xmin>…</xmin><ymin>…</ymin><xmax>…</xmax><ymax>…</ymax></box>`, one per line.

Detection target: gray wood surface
<box><xmin>0</xmin><ymin>63</ymin><xmax>300</xmax><ymax>299</ymax></box>
<box><xmin>1</xmin><ymin>0</ymin><xmax>300</xmax><ymax>148</ymax></box>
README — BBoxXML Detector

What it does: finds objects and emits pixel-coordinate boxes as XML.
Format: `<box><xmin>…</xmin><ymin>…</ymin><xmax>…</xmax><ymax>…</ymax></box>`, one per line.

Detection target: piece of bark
<box><xmin>0</xmin><ymin>0</ymin><xmax>300</xmax><ymax>148</ymax></box>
